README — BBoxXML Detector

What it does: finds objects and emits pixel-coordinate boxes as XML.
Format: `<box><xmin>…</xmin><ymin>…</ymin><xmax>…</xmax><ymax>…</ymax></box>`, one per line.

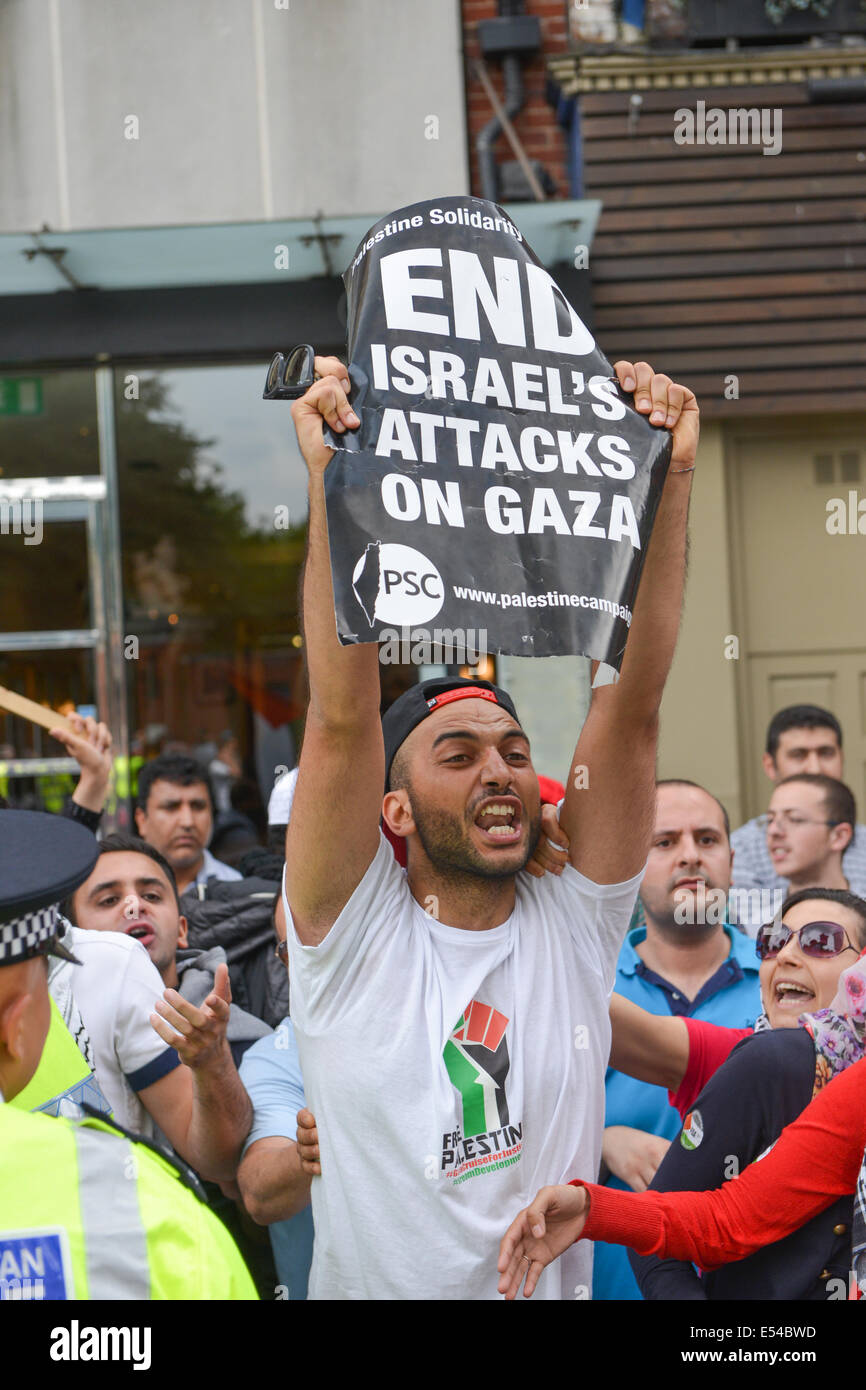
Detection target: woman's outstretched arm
<box><xmin>579</xmin><ymin>1054</ymin><xmax>866</xmax><ymax>1269</ymax></box>
<box><xmin>499</xmin><ymin>1056</ymin><xmax>866</xmax><ymax>1298</ymax></box>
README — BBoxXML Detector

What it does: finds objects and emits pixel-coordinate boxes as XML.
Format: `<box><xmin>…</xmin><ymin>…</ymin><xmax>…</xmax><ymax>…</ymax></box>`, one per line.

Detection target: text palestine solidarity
<box><xmin>366</xmin><ymin>358</ymin><xmax>645</xmax><ymax>549</ymax></box>
<box><xmin>349</xmin><ymin>206</ymin><xmax>523</xmax><ymax>274</ymax></box>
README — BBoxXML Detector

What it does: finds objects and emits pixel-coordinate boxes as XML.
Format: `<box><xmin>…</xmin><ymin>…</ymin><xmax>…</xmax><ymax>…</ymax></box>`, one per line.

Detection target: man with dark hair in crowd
<box><xmin>68</xmin><ymin>832</ymin><xmax>270</xmax><ymax>1066</ymax></box>
<box><xmin>732</xmin><ymin>705</ymin><xmax>866</xmax><ymax>896</ymax></box>
<box><xmin>761</xmin><ymin>774</ymin><xmax>856</xmax><ymax>896</ymax></box>
<box><xmin>135</xmin><ymin>753</ymin><xmax>242</xmax><ymax>892</ymax></box>
<box><xmin>282</xmin><ymin>353</ymin><xmax>699</xmax><ymax>1299</ymax></box>
<box><xmin>54</xmin><ymin>833</ymin><xmax>259</xmax><ymax>1178</ymax></box>
<box><xmin>595</xmin><ymin>778</ymin><xmax>761</xmax><ymax>1300</ymax></box>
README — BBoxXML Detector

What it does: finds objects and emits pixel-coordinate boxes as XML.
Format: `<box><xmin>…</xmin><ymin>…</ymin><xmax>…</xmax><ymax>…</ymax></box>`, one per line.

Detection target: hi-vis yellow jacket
<box><xmin>0</xmin><ymin>1104</ymin><xmax>257</xmax><ymax>1300</ymax></box>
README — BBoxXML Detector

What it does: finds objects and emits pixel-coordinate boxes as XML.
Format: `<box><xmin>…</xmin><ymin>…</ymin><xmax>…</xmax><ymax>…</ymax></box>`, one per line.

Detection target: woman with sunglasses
<box><xmin>580</xmin><ymin>888</ymin><xmax>866</xmax><ymax>1299</ymax></box>
<box><xmin>498</xmin><ymin>1046</ymin><xmax>866</xmax><ymax>1301</ymax></box>
<box><xmin>610</xmin><ymin>886</ymin><xmax>866</xmax><ymax>1126</ymax></box>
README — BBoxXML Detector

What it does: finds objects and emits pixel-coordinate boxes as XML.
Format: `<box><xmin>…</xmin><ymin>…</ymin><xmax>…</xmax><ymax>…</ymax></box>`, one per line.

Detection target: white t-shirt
<box><xmin>51</xmin><ymin>927</ymin><xmax>181</xmax><ymax>1136</ymax></box>
<box><xmin>284</xmin><ymin>833</ymin><xmax>643</xmax><ymax>1301</ymax></box>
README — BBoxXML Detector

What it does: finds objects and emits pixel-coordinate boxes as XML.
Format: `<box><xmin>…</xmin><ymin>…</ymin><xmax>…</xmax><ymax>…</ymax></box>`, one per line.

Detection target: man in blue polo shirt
<box><xmin>594</xmin><ymin>779</ymin><xmax>762</xmax><ymax>1300</ymax></box>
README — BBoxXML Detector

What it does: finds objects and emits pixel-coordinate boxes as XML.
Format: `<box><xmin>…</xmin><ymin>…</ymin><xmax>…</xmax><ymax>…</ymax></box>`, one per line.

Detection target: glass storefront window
<box><xmin>0</xmin><ymin>648</ymin><xmax>94</xmax><ymax>812</ymax></box>
<box><xmin>115</xmin><ymin>363</ymin><xmax>311</xmax><ymax>830</ymax></box>
<box><xmin>0</xmin><ymin>369</ymin><xmax>100</xmax><ymax>478</ymax></box>
<box><xmin>0</xmin><ymin>519</ymin><xmax>92</xmax><ymax>632</ymax></box>
<box><xmin>0</xmin><ymin>361</ymin><xmax>487</xmax><ymax>830</ymax></box>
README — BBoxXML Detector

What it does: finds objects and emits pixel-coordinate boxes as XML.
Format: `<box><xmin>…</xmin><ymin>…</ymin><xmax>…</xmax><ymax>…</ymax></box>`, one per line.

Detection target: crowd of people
<box><xmin>2</xmin><ymin>354</ymin><xmax>864</xmax><ymax>1303</ymax></box>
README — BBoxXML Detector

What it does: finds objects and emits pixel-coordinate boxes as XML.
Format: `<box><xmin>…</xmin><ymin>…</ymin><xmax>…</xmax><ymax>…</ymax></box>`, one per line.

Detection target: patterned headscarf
<box><xmin>799</xmin><ymin>955</ymin><xmax>866</xmax><ymax>1301</ymax></box>
<box><xmin>799</xmin><ymin>952</ymin><xmax>866</xmax><ymax>1097</ymax></box>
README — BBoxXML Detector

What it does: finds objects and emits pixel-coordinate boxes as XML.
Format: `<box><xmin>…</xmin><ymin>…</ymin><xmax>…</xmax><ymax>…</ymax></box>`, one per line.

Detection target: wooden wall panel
<box><xmin>577</xmin><ymin>77</ymin><xmax>866</xmax><ymax>416</ymax></box>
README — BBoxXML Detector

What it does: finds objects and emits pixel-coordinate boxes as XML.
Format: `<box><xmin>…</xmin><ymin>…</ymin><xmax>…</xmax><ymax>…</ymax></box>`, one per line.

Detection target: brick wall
<box><xmin>462</xmin><ymin>0</ymin><xmax>572</xmax><ymax>200</ymax></box>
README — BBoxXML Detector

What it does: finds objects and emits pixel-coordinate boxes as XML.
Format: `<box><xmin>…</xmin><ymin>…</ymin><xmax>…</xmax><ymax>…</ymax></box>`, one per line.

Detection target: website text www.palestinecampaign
<box><xmin>452</xmin><ymin>585</ymin><xmax>632</xmax><ymax>626</ymax></box>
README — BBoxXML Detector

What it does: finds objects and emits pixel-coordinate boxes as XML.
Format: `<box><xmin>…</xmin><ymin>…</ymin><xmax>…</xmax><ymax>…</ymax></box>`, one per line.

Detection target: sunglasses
<box><xmin>263</xmin><ymin>344</ymin><xmax>315</xmax><ymax>401</ymax></box>
<box><xmin>755</xmin><ymin>919</ymin><xmax>859</xmax><ymax>961</ymax></box>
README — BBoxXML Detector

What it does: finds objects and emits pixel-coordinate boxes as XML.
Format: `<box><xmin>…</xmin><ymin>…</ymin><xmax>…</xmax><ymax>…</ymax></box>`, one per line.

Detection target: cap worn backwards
<box><xmin>381</xmin><ymin>677</ymin><xmax>521</xmax><ymax>790</ymax></box>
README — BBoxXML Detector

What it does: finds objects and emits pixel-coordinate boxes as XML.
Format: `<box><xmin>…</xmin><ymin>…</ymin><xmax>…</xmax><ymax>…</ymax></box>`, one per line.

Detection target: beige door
<box><xmin>727</xmin><ymin>422</ymin><xmax>866</xmax><ymax>820</ymax></box>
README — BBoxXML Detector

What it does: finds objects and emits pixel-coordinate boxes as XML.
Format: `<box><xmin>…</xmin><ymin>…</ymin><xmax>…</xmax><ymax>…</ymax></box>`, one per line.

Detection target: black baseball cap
<box><xmin>0</xmin><ymin>810</ymin><xmax>99</xmax><ymax>966</ymax></box>
<box><xmin>381</xmin><ymin>677</ymin><xmax>522</xmax><ymax>789</ymax></box>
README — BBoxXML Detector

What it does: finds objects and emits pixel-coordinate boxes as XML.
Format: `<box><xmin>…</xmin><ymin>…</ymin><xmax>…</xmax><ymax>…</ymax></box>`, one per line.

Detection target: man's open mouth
<box><xmin>473</xmin><ymin>798</ymin><xmax>523</xmax><ymax>844</ymax></box>
<box><xmin>125</xmin><ymin>923</ymin><xmax>156</xmax><ymax>949</ymax></box>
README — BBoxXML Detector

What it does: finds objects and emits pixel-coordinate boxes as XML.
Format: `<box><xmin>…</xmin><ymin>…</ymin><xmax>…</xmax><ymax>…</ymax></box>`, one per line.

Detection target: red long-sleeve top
<box><xmin>575</xmin><ymin>1054</ymin><xmax>866</xmax><ymax>1270</ymax></box>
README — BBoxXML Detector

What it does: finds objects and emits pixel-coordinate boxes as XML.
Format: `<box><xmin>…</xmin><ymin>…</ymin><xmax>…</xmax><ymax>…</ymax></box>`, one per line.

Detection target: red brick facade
<box><xmin>462</xmin><ymin>0</ymin><xmax>572</xmax><ymax>200</ymax></box>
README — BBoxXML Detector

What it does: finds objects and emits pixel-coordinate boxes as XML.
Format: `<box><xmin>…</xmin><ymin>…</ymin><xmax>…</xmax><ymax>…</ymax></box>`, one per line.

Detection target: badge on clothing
<box><xmin>680</xmin><ymin>1108</ymin><xmax>704</xmax><ymax>1151</ymax></box>
<box><xmin>0</xmin><ymin>1229</ymin><xmax>72</xmax><ymax>1299</ymax></box>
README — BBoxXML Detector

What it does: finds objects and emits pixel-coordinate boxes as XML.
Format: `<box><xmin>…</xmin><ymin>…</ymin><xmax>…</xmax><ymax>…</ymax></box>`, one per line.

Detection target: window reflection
<box><xmin>0</xmin><ymin>649</ymin><xmax>93</xmax><ymax>811</ymax></box>
<box><xmin>0</xmin><ymin>520</ymin><xmax>91</xmax><ymax>631</ymax></box>
<box><xmin>0</xmin><ymin>370</ymin><xmax>99</xmax><ymax>479</ymax></box>
<box><xmin>115</xmin><ymin>364</ymin><xmax>310</xmax><ymax>829</ymax></box>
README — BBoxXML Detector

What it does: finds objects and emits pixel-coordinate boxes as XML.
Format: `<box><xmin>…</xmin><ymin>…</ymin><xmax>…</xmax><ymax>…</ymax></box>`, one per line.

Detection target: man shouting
<box><xmin>284</xmin><ymin>355</ymin><xmax>699</xmax><ymax>1299</ymax></box>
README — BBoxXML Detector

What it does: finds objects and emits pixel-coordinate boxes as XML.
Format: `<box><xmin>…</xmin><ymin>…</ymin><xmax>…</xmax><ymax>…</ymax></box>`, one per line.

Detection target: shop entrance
<box><xmin>0</xmin><ymin>370</ymin><xmax>129</xmax><ymax>822</ymax></box>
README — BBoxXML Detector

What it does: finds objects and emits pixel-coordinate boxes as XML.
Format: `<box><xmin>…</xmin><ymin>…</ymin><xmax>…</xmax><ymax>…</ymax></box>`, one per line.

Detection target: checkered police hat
<box><xmin>0</xmin><ymin>810</ymin><xmax>99</xmax><ymax>966</ymax></box>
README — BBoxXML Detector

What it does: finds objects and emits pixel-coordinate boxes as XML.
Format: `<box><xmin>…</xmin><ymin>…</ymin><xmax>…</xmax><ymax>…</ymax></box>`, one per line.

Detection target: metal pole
<box><xmin>94</xmin><ymin>365</ymin><xmax>131</xmax><ymax>827</ymax></box>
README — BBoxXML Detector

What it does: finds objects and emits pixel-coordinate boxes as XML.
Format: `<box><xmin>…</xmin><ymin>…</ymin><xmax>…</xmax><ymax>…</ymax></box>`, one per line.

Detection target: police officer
<box><xmin>0</xmin><ymin>809</ymin><xmax>257</xmax><ymax>1300</ymax></box>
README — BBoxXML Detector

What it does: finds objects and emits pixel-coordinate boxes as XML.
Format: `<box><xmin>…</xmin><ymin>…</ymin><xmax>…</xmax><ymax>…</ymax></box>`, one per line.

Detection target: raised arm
<box><xmin>499</xmin><ymin>1055</ymin><xmax>866</xmax><ymax>1298</ymax></box>
<box><xmin>52</xmin><ymin>713</ymin><xmax>114</xmax><ymax>819</ymax></box>
<box><xmin>560</xmin><ymin>361</ymin><xmax>699</xmax><ymax>884</ymax></box>
<box><xmin>285</xmin><ymin>358</ymin><xmax>385</xmax><ymax>945</ymax></box>
<box><xmin>581</xmin><ymin>1055</ymin><xmax>866</xmax><ymax>1270</ymax></box>
<box><xmin>608</xmin><ymin>993</ymin><xmax>689</xmax><ymax>1092</ymax></box>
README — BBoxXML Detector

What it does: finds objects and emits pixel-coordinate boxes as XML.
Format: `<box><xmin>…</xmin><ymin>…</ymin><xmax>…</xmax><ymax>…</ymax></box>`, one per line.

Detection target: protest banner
<box><xmin>322</xmin><ymin>195</ymin><xmax>672</xmax><ymax>666</ymax></box>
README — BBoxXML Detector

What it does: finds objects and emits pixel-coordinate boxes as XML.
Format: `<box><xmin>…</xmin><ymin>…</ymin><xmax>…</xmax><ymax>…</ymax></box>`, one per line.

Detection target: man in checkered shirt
<box><xmin>731</xmin><ymin>704</ymin><xmax>866</xmax><ymax>898</ymax></box>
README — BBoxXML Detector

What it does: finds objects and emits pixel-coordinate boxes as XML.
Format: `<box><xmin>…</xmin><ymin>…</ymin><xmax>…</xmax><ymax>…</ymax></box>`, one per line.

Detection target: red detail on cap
<box><xmin>426</xmin><ymin>686</ymin><xmax>498</xmax><ymax>712</ymax></box>
<box><xmin>538</xmin><ymin>775</ymin><xmax>565</xmax><ymax>806</ymax></box>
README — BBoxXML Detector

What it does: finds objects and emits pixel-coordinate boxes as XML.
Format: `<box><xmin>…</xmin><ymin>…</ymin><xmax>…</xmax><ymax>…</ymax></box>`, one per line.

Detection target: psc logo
<box><xmin>352</xmin><ymin>541</ymin><xmax>444</xmax><ymax>626</ymax></box>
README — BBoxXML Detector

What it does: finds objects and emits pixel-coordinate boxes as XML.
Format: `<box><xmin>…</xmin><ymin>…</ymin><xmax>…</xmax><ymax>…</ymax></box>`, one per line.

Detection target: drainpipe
<box><xmin>475</xmin><ymin>0</ymin><xmax>541</xmax><ymax>202</ymax></box>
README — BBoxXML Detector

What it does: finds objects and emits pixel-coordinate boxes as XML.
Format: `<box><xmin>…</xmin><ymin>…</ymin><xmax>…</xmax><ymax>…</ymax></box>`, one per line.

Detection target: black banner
<box><xmin>323</xmin><ymin>195</ymin><xmax>672</xmax><ymax>666</ymax></box>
